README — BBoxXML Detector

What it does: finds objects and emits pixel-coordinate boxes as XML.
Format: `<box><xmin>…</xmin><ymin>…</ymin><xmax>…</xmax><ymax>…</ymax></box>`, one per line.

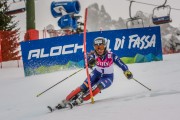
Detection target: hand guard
<box><xmin>124</xmin><ymin>70</ymin><xmax>133</xmax><ymax>79</ymax></box>
<box><xmin>88</xmin><ymin>58</ymin><xmax>96</xmax><ymax>68</ymax></box>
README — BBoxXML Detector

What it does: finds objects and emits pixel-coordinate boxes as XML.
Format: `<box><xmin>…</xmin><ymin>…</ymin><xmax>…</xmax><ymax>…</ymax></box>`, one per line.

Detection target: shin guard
<box><xmin>83</xmin><ymin>87</ymin><xmax>101</xmax><ymax>101</ymax></box>
<box><xmin>66</xmin><ymin>87</ymin><xmax>82</xmax><ymax>101</ymax></box>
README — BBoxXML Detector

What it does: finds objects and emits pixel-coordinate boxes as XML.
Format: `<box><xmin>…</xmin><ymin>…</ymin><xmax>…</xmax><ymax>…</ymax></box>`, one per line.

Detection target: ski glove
<box><xmin>88</xmin><ymin>58</ymin><xmax>96</xmax><ymax>68</ymax></box>
<box><xmin>124</xmin><ymin>70</ymin><xmax>133</xmax><ymax>79</ymax></box>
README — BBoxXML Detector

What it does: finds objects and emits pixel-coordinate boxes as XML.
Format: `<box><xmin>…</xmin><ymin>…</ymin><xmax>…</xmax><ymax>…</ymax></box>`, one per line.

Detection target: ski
<box><xmin>47</xmin><ymin>103</ymin><xmax>73</xmax><ymax>113</ymax></box>
<box><xmin>47</xmin><ymin>106</ymin><xmax>55</xmax><ymax>112</ymax></box>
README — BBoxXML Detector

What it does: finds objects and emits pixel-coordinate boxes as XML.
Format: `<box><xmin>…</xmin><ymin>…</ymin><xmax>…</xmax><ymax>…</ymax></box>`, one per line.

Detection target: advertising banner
<box><xmin>21</xmin><ymin>26</ymin><xmax>162</xmax><ymax>76</ymax></box>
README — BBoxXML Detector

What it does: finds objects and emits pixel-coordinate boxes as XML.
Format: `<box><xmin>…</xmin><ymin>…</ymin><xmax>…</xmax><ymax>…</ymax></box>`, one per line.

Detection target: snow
<box><xmin>1</xmin><ymin>53</ymin><xmax>180</xmax><ymax>120</ymax></box>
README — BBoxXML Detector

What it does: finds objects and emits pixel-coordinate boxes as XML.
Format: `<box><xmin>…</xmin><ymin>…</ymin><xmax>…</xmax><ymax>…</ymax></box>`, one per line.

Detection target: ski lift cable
<box><xmin>126</xmin><ymin>0</ymin><xmax>180</xmax><ymax>11</ymax></box>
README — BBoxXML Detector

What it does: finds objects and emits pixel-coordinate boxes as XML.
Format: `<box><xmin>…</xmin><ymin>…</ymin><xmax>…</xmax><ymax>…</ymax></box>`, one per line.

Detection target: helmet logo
<box><xmin>94</xmin><ymin>40</ymin><xmax>103</xmax><ymax>45</ymax></box>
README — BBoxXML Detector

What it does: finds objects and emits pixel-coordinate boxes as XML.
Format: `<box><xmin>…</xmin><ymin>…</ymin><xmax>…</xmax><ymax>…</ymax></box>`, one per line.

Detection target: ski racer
<box><xmin>56</xmin><ymin>37</ymin><xmax>133</xmax><ymax>109</ymax></box>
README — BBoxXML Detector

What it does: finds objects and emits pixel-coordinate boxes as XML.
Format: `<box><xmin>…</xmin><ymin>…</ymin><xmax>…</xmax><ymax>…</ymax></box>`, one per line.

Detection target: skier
<box><xmin>56</xmin><ymin>37</ymin><xmax>133</xmax><ymax>109</ymax></box>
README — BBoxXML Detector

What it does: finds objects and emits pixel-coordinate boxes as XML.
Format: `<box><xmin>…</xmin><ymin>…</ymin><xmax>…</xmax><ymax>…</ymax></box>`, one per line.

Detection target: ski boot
<box><xmin>65</xmin><ymin>87</ymin><xmax>85</xmax><ymax>106</ymax></box>
<box><xmin>70</xmin><ymin>91</ymin><xmax>84</xmax><ymax>106</ymax></box>
<box><xmin>48</xmin><ymin>100</ymin><xmax>72</xmax><ymax>112</ymax></box>
<box><xmin>55</xmin><ymin>96</ymin><xmax>83</xmax><ymax>110</ymax></box>
<box><xmin>55</xmin><ymin>99</ymin><xmax>67</xmax><ymax>109</ymax></box>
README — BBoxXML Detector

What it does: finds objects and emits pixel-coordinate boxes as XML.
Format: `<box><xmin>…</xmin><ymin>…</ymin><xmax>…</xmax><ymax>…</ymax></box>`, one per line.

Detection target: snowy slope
<box><xmin>0</xmin><ymin>53</ymin><xmax>180</xmax><ymax>120</ymax></box>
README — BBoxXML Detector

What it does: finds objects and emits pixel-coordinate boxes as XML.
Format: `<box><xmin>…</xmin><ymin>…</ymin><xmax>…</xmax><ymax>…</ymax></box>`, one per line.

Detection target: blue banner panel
<box><xmin>21</xmin><ymin>26</ymin><xmax>162</xmax><ymax>76</ymax></box>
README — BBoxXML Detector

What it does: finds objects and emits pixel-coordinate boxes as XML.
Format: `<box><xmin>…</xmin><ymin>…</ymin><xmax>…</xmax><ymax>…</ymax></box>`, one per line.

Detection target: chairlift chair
<box><xmin>126</xmin><ymin>17</ymin><xmax>144</xmax><ymax>29</ymax></box>
<box><xmin>5</xmin><ymin>0</ymin><xmax>26</xmax><ymax>15</ymax></box>
<box><xmin>5</xmin><ymin>8</ymin><xmax>26</xmax><ymax>15</ymax></box>
<box><xmin>152</xmin><ymin>0</ymin><xmax>172</xmax><ymax>25</ymax></box>
<box><xmin>126</xmin><ymin>1</ymin><xmax>144</xmax><ymax>29</ymax></box>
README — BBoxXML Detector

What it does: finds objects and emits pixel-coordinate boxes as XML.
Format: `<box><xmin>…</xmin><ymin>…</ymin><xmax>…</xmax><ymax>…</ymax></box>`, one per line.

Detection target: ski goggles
<box><xmin>94</xmin><ymin>44</ymin><xmax>105</xmax><ymax>51</ymax></box>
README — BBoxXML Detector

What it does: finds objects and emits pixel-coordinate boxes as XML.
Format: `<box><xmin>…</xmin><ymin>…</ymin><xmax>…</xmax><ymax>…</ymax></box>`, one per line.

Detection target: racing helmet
<box><xmin>93</xmin><ymin>37</ymin><xmax>107</xmax><ymax>56</ymax></box>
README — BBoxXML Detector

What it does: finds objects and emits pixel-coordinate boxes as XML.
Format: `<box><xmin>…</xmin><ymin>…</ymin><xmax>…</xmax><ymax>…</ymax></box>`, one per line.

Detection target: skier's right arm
<box><xmin>87</xmin><ymin>51</ymin><xmax>96</xmax><ymax>68</ymax></box>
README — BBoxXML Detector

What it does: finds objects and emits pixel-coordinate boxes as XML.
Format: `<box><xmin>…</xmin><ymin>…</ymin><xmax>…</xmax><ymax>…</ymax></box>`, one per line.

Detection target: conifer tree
<box><xmin>0</xmin><ymin>0</ymin><xmax>20</xmax><ymax>61</ymax></box>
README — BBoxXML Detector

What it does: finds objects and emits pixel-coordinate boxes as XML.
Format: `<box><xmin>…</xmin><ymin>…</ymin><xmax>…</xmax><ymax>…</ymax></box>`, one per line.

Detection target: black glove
<box><xmin>124</xmin><ymin>70</ymin><xmax>133</xmax><ymax>79</ymax></box>
<box><xmin>88</xmin><ymin>58</ymin><xmax>96</xmax><ymax>68</ymax></box>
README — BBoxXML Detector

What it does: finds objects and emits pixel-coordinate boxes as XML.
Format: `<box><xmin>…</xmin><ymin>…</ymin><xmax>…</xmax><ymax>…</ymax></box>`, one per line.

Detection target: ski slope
<box><xmin>0</xmin><ymin>53</ymin><xmax>180</xmax><ymax>120</ymax></box>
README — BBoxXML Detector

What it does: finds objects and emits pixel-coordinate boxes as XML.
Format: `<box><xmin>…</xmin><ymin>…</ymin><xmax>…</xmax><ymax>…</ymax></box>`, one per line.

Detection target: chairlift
<box><xmin>5</xmin><ymin>0</ymin><xmax>26</xmax><ymax>15</ymax></box>
<box><xmin>126</xmin><ymin>1</ymin><xmax>144</xmax><ymax>29</ymax></box>
<box><xmin>5</xmin><ymin>8</ymin><xmax>26</xmax><ymax>15</ymax></box>
<box><xmin>11</xmin><ymin>0</ymin><xmax>37</xmax><ymax>3</ymax></box>
<box><xmin>13</xmin><ymin>0</ymin><xmax>25</xmax><ymax>3</ymax></box>
<box><xmin>152</xmin><ymin>0</ymin><xmax>172</xmax><ymax>25</ymax></box>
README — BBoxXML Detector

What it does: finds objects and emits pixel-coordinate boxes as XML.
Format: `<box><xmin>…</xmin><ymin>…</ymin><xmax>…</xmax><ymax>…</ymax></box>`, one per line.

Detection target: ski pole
<box><xmin>36</xmin><ymin>68</ymin><xmax>84</xmax><ymax>97</ymax></box>
<box><xmin>132</xmin><ymin>78</ymin><xmax>151</xmax><ymax>91</ymax></box>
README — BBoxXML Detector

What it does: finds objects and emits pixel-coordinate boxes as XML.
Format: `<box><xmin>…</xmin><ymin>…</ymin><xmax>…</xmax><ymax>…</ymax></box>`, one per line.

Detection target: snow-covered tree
<box><xmin>0</xmin><ymin>0</ymin><xmax>20</xmax><ymax>61</ymax></box>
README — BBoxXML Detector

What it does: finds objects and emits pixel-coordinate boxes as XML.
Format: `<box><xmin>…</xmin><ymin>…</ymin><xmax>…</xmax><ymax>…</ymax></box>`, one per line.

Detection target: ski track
<box><xmin>0</xmin><ymin>53</ymin><xmax>180</xmax><ymax>120</ymax></box>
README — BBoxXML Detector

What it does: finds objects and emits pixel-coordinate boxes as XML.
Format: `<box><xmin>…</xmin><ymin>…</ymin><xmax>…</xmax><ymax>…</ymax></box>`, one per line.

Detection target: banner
<box><xmin>21</xmin><ymin>26</ymin><xmax>162</xmax><ymax>76</ymax></box>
